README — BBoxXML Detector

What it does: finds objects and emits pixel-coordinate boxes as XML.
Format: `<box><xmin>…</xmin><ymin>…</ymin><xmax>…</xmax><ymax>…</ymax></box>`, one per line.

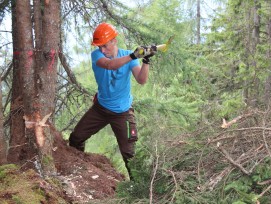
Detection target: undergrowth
<box><xmin>114</xmin><ymin>108</ymin><xmax>271</xmax><ymax>204</ymax></box>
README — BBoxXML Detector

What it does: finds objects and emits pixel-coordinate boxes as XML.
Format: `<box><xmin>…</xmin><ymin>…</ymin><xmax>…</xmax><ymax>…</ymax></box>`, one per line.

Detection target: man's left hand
<box><xmin>142</xmin><ymin>45</ymin><xmax>157</xmax><ymax>64</ymax></box>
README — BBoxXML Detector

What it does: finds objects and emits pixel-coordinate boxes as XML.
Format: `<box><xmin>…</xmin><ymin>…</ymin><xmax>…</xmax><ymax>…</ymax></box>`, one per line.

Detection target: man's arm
<box><xmin>96</xmin><ymin>55</ymin><xmax>133</xmax><ymax>70</ymax></box>
<box><xmin>132</xmin><ymin>63</ymin><xmax>149</xmax><ymax>85</ymax></box>
<box><xmin>96</xmin><ymin>46</ymin><xmax>149</xmax><ymax>70</ymax></box>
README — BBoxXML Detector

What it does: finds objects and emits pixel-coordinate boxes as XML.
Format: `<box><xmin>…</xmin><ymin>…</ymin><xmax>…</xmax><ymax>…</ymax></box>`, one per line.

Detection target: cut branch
<box><xmin>221</xmin><ymin>113</ymin><xmax>252</xmax><ymax>129</ymax></box>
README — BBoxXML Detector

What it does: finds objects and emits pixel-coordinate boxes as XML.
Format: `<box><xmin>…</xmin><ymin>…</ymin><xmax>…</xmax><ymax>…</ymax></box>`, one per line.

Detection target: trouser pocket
<box><xmin>126</xmin><ymin>108</ymin><xmax>138</xmax><ymax>143</ymax></box>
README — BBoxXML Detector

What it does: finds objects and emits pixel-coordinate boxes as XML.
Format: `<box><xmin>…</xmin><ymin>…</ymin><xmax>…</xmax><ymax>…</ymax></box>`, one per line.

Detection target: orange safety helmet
<box><xmin>91</xmin><ymin>22</ymin><xmax>118</xmax><ymax>46</ymax></box>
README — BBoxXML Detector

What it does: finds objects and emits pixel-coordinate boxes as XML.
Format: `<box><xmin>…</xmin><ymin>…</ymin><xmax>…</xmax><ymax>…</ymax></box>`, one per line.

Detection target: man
<box><xmin>69</xmin><ymin>22</ymin><xmax>156</xmax><ymax>180</ymax></box>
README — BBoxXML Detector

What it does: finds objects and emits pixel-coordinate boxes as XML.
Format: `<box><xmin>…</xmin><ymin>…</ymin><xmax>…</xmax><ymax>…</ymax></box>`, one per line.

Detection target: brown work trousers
<box><xmin>69</xmin><ymin>100</ymin><xmax>138</xmax><ymax>178</ymax></box>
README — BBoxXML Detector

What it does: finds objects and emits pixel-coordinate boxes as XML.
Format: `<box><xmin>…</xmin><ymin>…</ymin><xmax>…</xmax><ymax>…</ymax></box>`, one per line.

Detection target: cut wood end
<box><xmin>221</xmin><ymin>118</ymin><xmax>228</xmax><ymax>128</ymax></box>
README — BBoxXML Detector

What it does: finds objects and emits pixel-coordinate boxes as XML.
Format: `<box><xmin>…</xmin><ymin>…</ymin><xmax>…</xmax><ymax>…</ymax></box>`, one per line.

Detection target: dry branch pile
<box><xmin>156</xmin><ymin>108</ymin><xmax>271</xmax><ymax>203</ymax></box>
<box><xmin>200</xmin><ymin>109</ymin><xmax>271</xmax><ymax>198</ymax></box>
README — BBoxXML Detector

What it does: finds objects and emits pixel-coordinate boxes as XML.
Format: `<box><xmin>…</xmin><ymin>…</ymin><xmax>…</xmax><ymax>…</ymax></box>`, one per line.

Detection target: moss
<box><xmin>11</xmin><ymin>195</ymin><xmax>24</xmax><ymax>204</ymax></box>
<box><xmin>0</xmin><ymin>164</ymin><xmax>18</xmax><ymax>180</ymax></box>
<box><xmin>0</xmin><ymin>164</ymin><xmax>67</xmax><ymax>204</ymax></box>
<box><xmin>42</xmin><ymin>155</ymin><xmax>54</xmax><ymax>165</ymax></box>
<box><xmin>32</xmin><ymin>185</ymin><xmax>46</xmax><ymax>197</ymax></box>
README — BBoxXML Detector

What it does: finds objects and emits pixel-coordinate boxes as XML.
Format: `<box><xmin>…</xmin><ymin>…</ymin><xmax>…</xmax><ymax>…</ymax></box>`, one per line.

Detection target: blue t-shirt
<box><xmin>91</xmin><ymin>48</ymin><xmax>140</xmax><ymax>113</ymax></box>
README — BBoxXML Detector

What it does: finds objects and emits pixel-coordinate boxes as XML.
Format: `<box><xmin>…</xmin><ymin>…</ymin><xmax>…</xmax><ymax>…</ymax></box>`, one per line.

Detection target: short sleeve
<box><xmin>91</xmin><ymin>49</ymin><xmax>105</xmax><ymax>65</ymax></box>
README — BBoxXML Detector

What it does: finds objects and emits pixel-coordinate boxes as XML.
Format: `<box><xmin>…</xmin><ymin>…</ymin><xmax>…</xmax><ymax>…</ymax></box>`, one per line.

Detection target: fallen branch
<box><xmin>221</xmin><ymin>116</ymin><xmax>242</xmax><ymax>129</ymax></box>
<box><xmin>203</xmin><ymin>145</ymin><xmax>264</xmax><ymax>191</ymax></box>
<box><xmin>206</xmin><ymin>167</ymin><xmax>232</xmax><ymax>191</ymax></box>
<box><xmin>218</xmin><ymin>145</ymin><xmax>250</xmax><ymax>175</ymax></box>
<box><xmin>165</xmin><ymin>140</ymin><xmax>187</xmax><ymax>146</ymax></box>
<box><xmin>209</xmin><ymin>127</ymin><xmax>271</xmax><ymax>144</ymax></box>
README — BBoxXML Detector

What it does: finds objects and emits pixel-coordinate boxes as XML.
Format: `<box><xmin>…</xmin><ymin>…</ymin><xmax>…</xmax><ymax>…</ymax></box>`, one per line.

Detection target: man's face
<box><xmin>98</xmin><ymin>39</ymin><xmax>116</xmax><ymax>58</ymax></box>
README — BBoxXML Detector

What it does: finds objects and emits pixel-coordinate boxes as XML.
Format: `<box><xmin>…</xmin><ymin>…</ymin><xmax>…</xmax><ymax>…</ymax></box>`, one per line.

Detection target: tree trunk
<box><xmin>243</xmin><ymin>2</ymin><xmax>251</xmax><ymax>105</ymax></box>
<box><xmin>264</xmin><ymin>3</ymin><xmax>271</xmax><ymax>107</ymax></box>
<box><xmin>8</xmin><ymin>0</ymin><xmax>37</xmax><ymax>163</ymax></box>
<box><xmin>243</xmin><ymin>1</ymin><xmax>261</xmax><ymax>107</ymax></box>
<box><xmin>196</xmin><ymin>0</ymin><xmax>201</xmax><ymax>44</ymax></box>
<box><xmin>8</xmin><ymin>0</ymin><xmax>60</xmax><ymax>176</ymax></box>
<box><xmin>249</xmin><ymin>0</ymin><xmax>261</xmax><ymax>107</ymax></box>
<box><xmin>34</xmin><ymin>0</ymin><xmax>61</xmax><ymax>174</ymax></box>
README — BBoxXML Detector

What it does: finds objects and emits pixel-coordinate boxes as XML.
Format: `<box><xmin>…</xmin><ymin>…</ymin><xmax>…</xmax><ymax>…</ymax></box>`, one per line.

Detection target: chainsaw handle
<box><xmin>138</xmin><ymin>36</ymin><xmax>174</xmax><ymax>54</ymax></box>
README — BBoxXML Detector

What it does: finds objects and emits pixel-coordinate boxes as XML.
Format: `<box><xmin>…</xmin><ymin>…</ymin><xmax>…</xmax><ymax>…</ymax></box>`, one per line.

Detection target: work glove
<box><xmin>130</xmin><ymin>46</ymin><xmax>154</xmax><ymax>59</ymax></box>
<box><xmin>142</xmin><ymin>45</ymin><xmax>157</xmax><ymax>64</ymax></box>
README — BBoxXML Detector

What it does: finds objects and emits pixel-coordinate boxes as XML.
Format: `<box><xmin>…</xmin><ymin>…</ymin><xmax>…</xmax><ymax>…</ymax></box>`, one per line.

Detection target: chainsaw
<box><xmin>138</xmin><ymin>36</ymin><xmax>174</xmax><ymax>55</ymax></box>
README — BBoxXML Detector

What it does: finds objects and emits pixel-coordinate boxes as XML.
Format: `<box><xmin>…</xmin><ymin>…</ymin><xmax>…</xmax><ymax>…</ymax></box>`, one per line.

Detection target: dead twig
<box><xmin>150</xmin><ymin>140</ymin><xmax>159</xmax><ymax>204</ymax></box>
<box><xmin>261</xmin><ymin>109</ymin><xmax>271</xmax><ymax>158</ymax></box>
<box><xmin>163</xmin><ymin>169</ymin><xmax>178</xmax><ymax>203</ymax></box>
<box><xmin>258</xmin><ymin>179</ymin><xmax>271</xmax><ymax>186</ymax></box>
<box><xmin>249</xmin><ymin>154</ymin><xmax>267</xmax><ymax>173</ymax></box>
<box><xmin>7</xmin><ymin>143</ymin><xmax>28</xmax><ymax>150</ymax></box>
<box><xmin>259</xmin><ymin>184</ymin><xmax>271</xmax><ymax>198</ymax></box>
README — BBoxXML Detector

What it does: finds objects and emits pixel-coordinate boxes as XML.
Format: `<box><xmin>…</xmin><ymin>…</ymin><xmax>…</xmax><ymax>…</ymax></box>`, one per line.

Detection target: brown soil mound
<box><xmin>52</xmin><ymin>129</ymin><xmax>125</xmax><ymax>203</ymax></box>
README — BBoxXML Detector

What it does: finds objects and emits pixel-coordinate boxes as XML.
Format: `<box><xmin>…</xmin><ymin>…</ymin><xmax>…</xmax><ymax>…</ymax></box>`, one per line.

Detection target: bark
<box><xmin>33</xmin><ymin>0</ymin><xmax>42</xmax><ymax>75</ymax></box>
<box><xmin>8</xmin><ymin>0</ymin><xmax>37</xmax><ymax>163</ymax></box>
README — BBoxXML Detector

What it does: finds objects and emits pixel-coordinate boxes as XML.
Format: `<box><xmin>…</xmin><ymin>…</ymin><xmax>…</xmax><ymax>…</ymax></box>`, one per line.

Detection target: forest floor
<box><xmin>0</xmin><ymin>129</ymin><xmax>126</xmax><ymax>204</ymax></box>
